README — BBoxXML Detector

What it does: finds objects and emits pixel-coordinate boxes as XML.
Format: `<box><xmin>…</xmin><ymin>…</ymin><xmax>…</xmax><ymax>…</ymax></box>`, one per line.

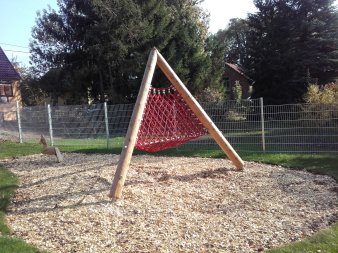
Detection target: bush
<box><xmin>303</xmin><ymin>83</ymin><xmax>338</xmax><ymax>127</ymax></box>
<box><xmin>232</xmin><ymin>80</ymin><xmax>242</xmax><ymax>103</ymax></box>
<box><xmin>196</xmin><ymin>87</ymin><xmax>225</xmax><ymax>104</ymax></box>
<box><xmin>304</xmin><ymin>83</ymin><xmax>338</xmax><ymax>104</ymax></box>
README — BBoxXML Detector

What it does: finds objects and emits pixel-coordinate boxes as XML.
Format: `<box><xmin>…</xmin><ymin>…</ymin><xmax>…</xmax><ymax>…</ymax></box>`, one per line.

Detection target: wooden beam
<box><xmin>109</xmin><ymin>48</ymin><xmax>158</xmax><ymax>199</ymax></box>
<box><xmin>156</xmin><ymin>49</ymin><xmax>244</xmax><ymax>170</ymax></box>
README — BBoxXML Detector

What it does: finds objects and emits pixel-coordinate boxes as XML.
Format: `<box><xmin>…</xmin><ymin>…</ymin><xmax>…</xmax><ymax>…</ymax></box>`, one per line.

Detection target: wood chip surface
<box><xmin>2</xmin><ymin>153</ymin><xmax>338</xmax><ymax>253</ymax></box>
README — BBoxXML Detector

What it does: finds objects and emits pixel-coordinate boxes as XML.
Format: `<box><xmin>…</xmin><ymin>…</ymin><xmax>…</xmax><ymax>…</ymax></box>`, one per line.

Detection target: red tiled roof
<box><xmin>0</xmin><ymin>47</ymin><xmax>21</xmax><ymax>82</ymax></box>
<box><xmin>225</xmin><ymin>63</ymin><xmax>252</xmax><ymax>81</ymax></box>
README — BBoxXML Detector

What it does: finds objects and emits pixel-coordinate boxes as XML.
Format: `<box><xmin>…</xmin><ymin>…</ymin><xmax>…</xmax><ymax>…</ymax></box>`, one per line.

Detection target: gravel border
<box><xmin>2</xmin><ymin>153</ymin><xmax>338</xmax><ymax>253</ymax></box>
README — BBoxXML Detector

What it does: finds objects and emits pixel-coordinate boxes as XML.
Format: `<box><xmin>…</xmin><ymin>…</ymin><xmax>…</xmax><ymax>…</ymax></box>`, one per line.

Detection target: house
<box><xmin>0</xmin><ymin>47</ymin><xmax>21</xmax><ymax>120</ymax></box>
<box><xmin>224</xmin><ymin>63</ymin><xmax>253</xmax><ymax>99</ymax></box>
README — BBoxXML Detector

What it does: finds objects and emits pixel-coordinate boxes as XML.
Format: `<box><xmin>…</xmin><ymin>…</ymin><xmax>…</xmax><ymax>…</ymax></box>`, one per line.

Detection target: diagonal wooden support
<box><xmin>109</xmin><ymin>47</ymin><xmax>244</xmax><ymax>200</ymax></box>
<box><xmin>109</xmin><ymin>48</ymin><xmax>158</xmax><ymax>199</ymax></box>
<box><xmin>156</xmin><ymin>51</ymin><xmax>244</xmax><ymax>170</ymax></box>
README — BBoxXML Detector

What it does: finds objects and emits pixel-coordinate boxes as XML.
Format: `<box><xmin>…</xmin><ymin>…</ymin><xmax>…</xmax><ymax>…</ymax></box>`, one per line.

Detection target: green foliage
<box><xmin>232</xmin><ymin>80</ymin><xmax>243</xmax><ymax>102</ymax></box>
<box><xmin>204</xmin><ymin>32</ymin><xmax>228</xmax><ymax>89</ymax></box>
<box><xmin>9</xmin><ymin>59</ymin><xmax>45</xmax><ymax>106</ymax></box>
<box><xmin>205</xmin><ymin>18</ymin><xmax>251</xmax><ymax>98</ymax></box>
<box><xmin>302</xmin><ymin>83</ymin><xmax>338</xmax><ymax>127</ymax></box>
<box><xmin>245</xmin><ymin>0</ymin><xmax>338</xmax><ymax>104</ymax></box>
<box><xmin>217</xmin><ymin>18</ymin><xmax>250</xmax><ymax>66</ymax></box>
<box><xmin>19</xmin><ymin>75</ymin><xmax>47</xmax><ymax>106</ymax></box>
<box><xmin>28</xmin><ymin>0</ymin><xmax>213</xmax><ymax>104</ymax></box>
<box><xmin>196</xmin><ymin>86</ymin><xmax>225</xmax><ymax>103</ymax></box>
<box><xmin>304</xmin><ymin>83</ymin><xmax>338</xmax><ymax>104</ymax></box>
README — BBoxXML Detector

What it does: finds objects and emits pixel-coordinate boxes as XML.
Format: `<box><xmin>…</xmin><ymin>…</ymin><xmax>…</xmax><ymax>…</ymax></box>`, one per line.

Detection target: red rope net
<box><xmin>135</xmin><ymin>86</ymin><xmax>208</xmax><ymax>152</ymax></box>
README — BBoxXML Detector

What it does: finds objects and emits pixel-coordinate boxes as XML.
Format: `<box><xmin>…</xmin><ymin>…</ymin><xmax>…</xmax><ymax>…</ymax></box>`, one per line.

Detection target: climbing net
<box><xmin>135</xmin><ymin>86</ymin><xmax>208</xmax><ymax>152</ymax></box>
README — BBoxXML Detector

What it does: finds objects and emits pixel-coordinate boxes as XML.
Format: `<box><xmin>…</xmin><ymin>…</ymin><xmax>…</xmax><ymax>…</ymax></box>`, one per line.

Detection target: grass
<box><xmin>0</xmin><ymin>141</ymin><xmax>41</xmax><ymax>159</ymax></box>
<box><xmin>240</xmin><ymin>152</ymin><xmax>338</xmax><ymax>253</ymax></box>
<box><xmin>0</xmin><ymin>168</ymin><xmax>18</xmax><ymax>235</ymax></box>
<box><xmin>0</xmin><ymin>140</ymin><xmax>337</xmax><ymax>252</ymax></box>
<box><xmin>0</xmin><ymin>236</ymin><xmax>46</xmax><ymax>253</ymax></box>
<box><xmin>240</xmin><ymin>152</ymin><xmax>338</xmax><ymax>181</ymax></box>
<box><xmin>0</xmin><ymin>165</ymin><xmax>45</xmax><ymax>252</ymax></box>
<box><xmin>265</xmin><ymin>223</ymin><xmax>338</xmax><ymax>253</ymax></box>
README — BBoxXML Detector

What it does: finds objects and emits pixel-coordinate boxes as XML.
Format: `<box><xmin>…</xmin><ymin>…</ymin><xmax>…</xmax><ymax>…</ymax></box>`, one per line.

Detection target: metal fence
<box><xmin>184</xmin><ymin>99</ymin><xmax>338</xmax><ymax>153</ymax></box>
<box><xmin>1</xmin><ymin>98</ymin><xmax>337</xmax><ymax>153</ymax></box>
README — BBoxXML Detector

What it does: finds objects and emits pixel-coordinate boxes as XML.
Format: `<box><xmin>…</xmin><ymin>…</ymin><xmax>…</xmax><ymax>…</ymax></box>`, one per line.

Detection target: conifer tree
<box><xmin>29</xmin><ymin>0</ymin><xmax>214</xmax><ymax>104</ymax></box>
<box><xmin>245</xmin><ymin>0</ymin><xmax>338</xmax><ymax>104</ymax></box>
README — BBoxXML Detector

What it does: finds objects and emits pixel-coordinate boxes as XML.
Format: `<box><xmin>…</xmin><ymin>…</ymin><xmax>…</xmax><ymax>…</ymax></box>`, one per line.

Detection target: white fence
<box><xmin>1</xmin><ymin>98</ymin><xmax>337</xmax><ymax>153</ymax></box>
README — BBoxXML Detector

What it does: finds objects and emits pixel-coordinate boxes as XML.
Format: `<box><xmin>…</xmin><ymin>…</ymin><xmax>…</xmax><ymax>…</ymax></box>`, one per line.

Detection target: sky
<box><xmin>0</xmin><ymin>0</ymin><xmax>58</xmax><ymax>66</ymax></box>
<box><xmin>0</xmin><ymin>0</ymin><xmax>335</xmax><ymax>67</ymax></box>
<box><xmin>0</xmin><ymin>0</ymin><xmax>258</xmax><ymax>67</ymax></box>
<box><xmin>201</xmin><ymin>0</ymin><xmax>256</xmax><ymax>33</ymax></box>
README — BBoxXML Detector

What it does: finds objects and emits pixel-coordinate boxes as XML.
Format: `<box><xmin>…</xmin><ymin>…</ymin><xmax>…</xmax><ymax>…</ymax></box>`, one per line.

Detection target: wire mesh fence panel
<box><xmin>51</xmin><ymin>103</ymin><xmax>107</xmax><ymax>147</ymax></box>
<box><xmin>50</xmin><ymin>103</ymin><xmax>134</xmax><ymax>148</ymax></box>
<box><xmin>264</xmin><ymin>103</ymin><xmax>338</xmax><ymax>153</ymax></box>
<box><xmin>21</xmin><ymin>105</ymin><xmax>51</xmax><ymax>142</ymax></box>
<box><xmin>179</xmin><ymin>98</ymin><xmax>263</xmax><ymax>152</ymax></box>
<box><xmin>106</xmin><ymin>103</ymin><xmax>133</xmax><ymax>149</ymax></box>
<box><xmin>1</xmin><ymin>99</ymin><xmax>337</xmax><ymax>153</ymax></box>
<box><xmin>107</xmin><ymin>103</ymin><xmax>134</xmax><ymax>137</ymax></box>
<box><xmin>1</xmin><ymin>107</ymin><xmax>20</xmax><ymax>141</ymax></box>
<box><xmin>1</xmin><ymin>105</ymin><xmax>50</xmax><ymax>143</ymax></box>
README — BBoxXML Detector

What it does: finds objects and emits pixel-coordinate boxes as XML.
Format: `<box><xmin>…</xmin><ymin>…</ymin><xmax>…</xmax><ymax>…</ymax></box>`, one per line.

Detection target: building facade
<box><xmin>224</xmin><ymin>63</ymin><xmax>253</xmax><ymax>99</ymax></box>
<box><xmin>0</xmin><ymin>47</ymin><xmax>21</xmax><ymax>120</ymax></box>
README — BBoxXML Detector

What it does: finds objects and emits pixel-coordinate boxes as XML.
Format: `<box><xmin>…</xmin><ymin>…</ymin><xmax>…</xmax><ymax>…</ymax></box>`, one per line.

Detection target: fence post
<box><xmin>260</xmin><ymin>97</ymin><xmax>266</xmax><ymax>152</ymax></box>
<box><xmin>47</xmin><ymin>104</ymin><xmax>54</xmax><ymax>146</ymax></box>
<box><xmin>16</xmin><ymin>101</ymin><xmax>23</xmax><ymax>143</ymax></box>
<box><xmin>104</xmin><ymin>102</ymin><xmax>110</xmax><ymax>149</ymax></box>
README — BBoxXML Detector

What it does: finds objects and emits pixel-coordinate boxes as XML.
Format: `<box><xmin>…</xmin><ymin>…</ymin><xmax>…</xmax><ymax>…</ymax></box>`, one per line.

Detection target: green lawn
<box><xmin>265</xmin><ymin>223</ymin><xmax>338</xmax><ymax>253</ymax></box>
<box><xmin>0</xmin><ymin>141</ymin><xmax>41</xmax><ymax>159</ymax></box>
<box><xmin>0</xmin><ymin>165</ymin><xmax>46</xmax><ymax>252</ymax></box>
<box><xmin>0</xmin><ymin>168</ymin><xmax>18</xmax><ymax>235</ymax></box>
<box><xmin>0</xmin><ymin>140</ymin><xmax>337</xmax><ymax>252</ymax></box>
<box><xmin>0</xmin><ymin>235</ymin><xmax>47</xmax><ymax>253</ymax></box>
<box><xmin>240</xmin><ymin>152</ymin><xmax>338</xmax><ymax>181</ymax></box>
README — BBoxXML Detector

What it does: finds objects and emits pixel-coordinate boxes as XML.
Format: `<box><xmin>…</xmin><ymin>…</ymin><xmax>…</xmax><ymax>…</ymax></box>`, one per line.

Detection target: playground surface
<box><xmin>2</xmin><ymin>153</ymin><xmax>338</xmax><ymax>253</ymax></box>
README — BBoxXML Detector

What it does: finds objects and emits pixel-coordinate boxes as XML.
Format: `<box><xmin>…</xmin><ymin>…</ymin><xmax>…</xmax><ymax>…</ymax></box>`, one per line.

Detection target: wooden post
<box><xmin>156</xmin><ymin>50</ymin><xmax>244</xmax><ymax>170</ymax></box>
<box><xmin>109</xmin><ymin>48</ymin><xmax>158</xmax><ymax>199</ymax></box>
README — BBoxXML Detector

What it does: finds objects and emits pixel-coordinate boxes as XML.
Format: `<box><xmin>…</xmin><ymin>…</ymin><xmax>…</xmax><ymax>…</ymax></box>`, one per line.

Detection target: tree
<box><xmin>204</xmin><ymin>32</ymin><xmax>226</xmax><ymax>99</ymax></box>
<box><xmin>245</xmin><ymin>0</ymin><xmax>338</xmax><ymax>104</ymax></box>
<box><xmin>204</xmin><ymin>18</ymin><xmax>252</xmax><ymax>102</ymax></box>
<box><xmin>232</xmin><ymin>80</ymin><xmax>243</xmax><ymax>103</ymax></box>
<box><xmin>304</xmin><ymin>83</ymin><xmax>338</xmax><ymax>104</ymax></box>
<box><xmin>218</xmin><ymin>18</ymin><xmax>250</xmax><ymax>66</ymax></box>
<box><xmin>9</xmin><ymin>58</ymin><xmax>46</xmax><ymax>106</ymax></box>
<box><xmin>29</xmin><ymin>0</ymin><xmax>214</xmax><ymax>104</ymax></box>
<box><xmin>30</xmin><ymin>0</ymin><xmax>147</xmax><ymax>104</ymax></box>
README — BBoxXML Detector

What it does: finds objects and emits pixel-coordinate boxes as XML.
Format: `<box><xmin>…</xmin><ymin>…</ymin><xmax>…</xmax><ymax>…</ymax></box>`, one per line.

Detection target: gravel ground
<box><xmin>2</xmin><ymin>153</ymin><xmax>338</xmax><ymax>253</ymax></box>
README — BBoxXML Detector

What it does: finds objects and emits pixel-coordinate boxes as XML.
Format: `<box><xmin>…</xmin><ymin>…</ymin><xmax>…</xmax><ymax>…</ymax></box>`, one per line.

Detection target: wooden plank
<box><xmin>156</xmin><ymin>50</ymin><xmax>244</xmax><ymax>170</ymax></box>
<box><xmin>109</xmin><ymin>48</ymin><xmax>158</xmax><ymax>199</ymax></box>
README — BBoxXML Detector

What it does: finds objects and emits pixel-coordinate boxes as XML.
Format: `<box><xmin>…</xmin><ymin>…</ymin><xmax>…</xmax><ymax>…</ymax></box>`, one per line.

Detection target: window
<box><xmin>223</xmin><ymin>77</ymin><xmax>230</xmax><ymax>91</ymax></box>
<box><xmin>0</xmin><ymin>84</ymin><xmax>13</xmax><ymax>97</ymax></box>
